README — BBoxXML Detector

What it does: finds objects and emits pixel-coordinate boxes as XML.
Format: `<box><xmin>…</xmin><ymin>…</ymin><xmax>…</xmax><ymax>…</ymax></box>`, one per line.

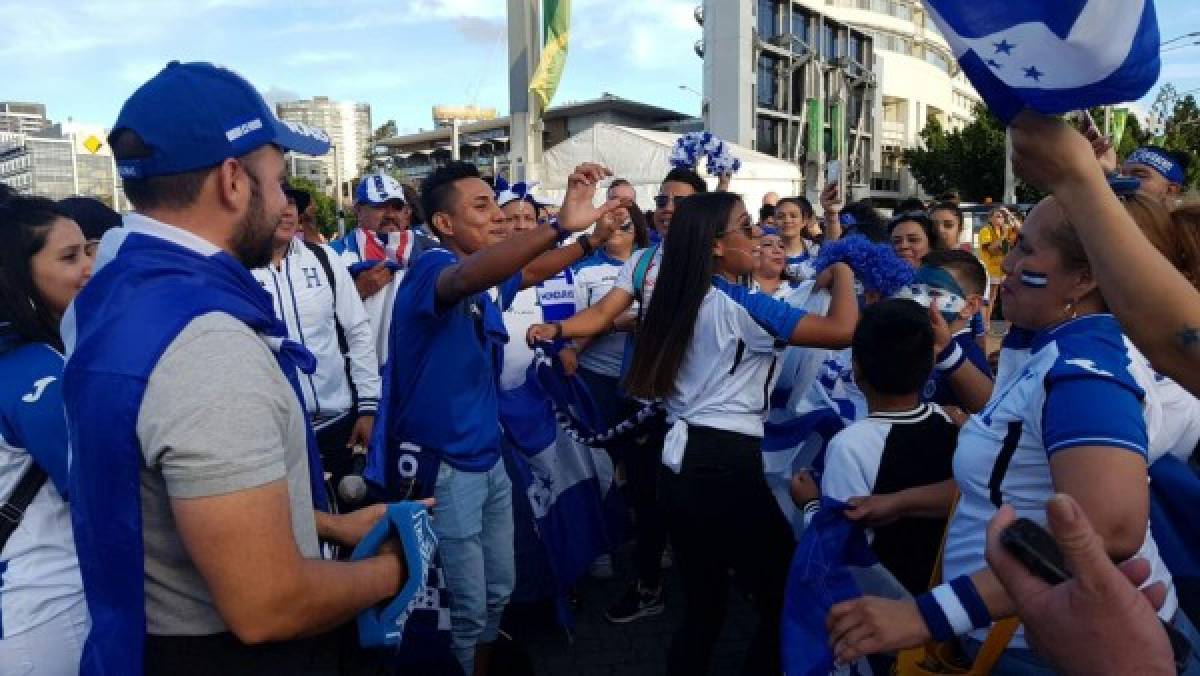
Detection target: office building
<box><xmin>276</xmin><ymin>97</ymin><xmax>371</xmax><ymax>204</ymax></box>
<box><xmin>0</xmin><ymin>102</ymin><xmax>52</xmax><ymax>135</ymax></box>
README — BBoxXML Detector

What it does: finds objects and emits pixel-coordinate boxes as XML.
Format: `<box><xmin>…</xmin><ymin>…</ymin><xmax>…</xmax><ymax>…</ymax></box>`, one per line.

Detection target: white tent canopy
<box><xmin>540</xmin><ymin>123</ymin><xmax>804</xmax><ymax>212</ymax></box>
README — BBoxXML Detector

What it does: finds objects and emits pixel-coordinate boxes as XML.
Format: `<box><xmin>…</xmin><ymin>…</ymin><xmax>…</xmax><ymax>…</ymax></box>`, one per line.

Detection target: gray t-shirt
<box><xmin>136</xmin><ymin>312</ymin><xmax>319</xmax><ymax>636</ymax></box>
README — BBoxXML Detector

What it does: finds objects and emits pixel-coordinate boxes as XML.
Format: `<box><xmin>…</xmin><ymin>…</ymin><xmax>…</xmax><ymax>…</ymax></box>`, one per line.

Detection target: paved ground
<box><xmin>503</xmin><ymin>544</ymin><xmax>758</xmax><ymax>676</ymax></box>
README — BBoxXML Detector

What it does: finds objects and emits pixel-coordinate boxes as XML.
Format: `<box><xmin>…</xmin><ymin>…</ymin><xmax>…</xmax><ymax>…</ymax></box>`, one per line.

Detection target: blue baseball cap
<box><xmin>355</xmin><ymin>173</ymin><xmax>406</xmax><ymax>206</ymax></box>
<box><xmin>111</xmin><ymin>61</ymin><xmax>331</xmax><ymax>179</ymax></box>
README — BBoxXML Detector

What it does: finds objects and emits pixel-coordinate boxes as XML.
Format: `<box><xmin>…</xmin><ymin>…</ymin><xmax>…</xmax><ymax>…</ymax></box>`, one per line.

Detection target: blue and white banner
<box><xmin>782</xmin><ymin>499</ymin><xmax>906</xmax><ymax>676</ymax></box>
<box><xmin>925</xmin><ymin>0</ymin><xmax>1161</xmax><ymax>122</ymax></box>
<box><xmin>499</xmin><ymin>348</ymin><xmax>628</xmax><ymax>626</ymax></box>
<box><xmin>762</xmin><ymin>285</ymin><xmax>865</xmax><ymax>537</ymax></box>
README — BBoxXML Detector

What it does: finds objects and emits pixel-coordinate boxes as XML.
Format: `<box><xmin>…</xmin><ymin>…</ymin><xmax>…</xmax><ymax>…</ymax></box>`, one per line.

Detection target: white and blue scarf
<box><xmin>64</xmin><ymin>233</ymin><xmax>327</xmax><ymax>675</ymax></box>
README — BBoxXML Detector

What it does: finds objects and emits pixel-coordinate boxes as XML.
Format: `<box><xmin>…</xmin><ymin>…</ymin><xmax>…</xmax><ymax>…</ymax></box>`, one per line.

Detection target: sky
<box><xmin>2</xmin><ymin>0</ymin><xmax>1198</xmax><ymax>134</ymax></box>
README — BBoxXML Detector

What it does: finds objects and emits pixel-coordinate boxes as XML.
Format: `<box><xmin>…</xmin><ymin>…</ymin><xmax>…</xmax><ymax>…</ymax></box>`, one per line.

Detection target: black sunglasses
<box><xmin>617</xmin><ymin>221</ymin><xmax>634</xmax><ymax>232</ymax></box>
<box><xmin>653</xmin><ymin>194</ymin><xmax>684</xmax><ymax>210</ymax></box>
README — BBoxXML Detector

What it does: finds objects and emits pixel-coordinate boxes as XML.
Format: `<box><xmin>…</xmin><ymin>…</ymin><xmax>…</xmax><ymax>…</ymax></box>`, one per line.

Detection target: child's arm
<box><xmin>844</xmin><ymin>479</ymin><xmax>958</xmax><ymax>526</ymax></box>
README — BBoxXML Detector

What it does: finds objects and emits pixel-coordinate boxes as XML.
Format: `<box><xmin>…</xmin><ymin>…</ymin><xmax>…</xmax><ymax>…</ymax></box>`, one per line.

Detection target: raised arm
<box><xmin>435</xmin><ymin>163</ymin><xmax>622</xmax><ymax>307</ymax></box>
<box><xmin>820</xmin><ymin>182</ymin><xmax>843</xmax><ymax>242</ymax></box>
<box><xmin>1011</xmin><ymin>111</ymin><xmax>1200</xmax><ymax>396</ymax></box>
<box><xmin>519</xmin><ymin>217</ymin><xmax>616</xmax><ymax>289</ymax></box>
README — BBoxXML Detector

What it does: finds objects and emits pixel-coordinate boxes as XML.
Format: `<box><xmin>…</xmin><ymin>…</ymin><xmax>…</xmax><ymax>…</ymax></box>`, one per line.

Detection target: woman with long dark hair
<box><xmin>0</xmin><ymin>196</ymin><xmax>92</xmax><ymax>674</ymax></box>
<box><xmin>623</xmin><ymin>192</ymin><xmax>859</xmax><ymax>675</ymax></box>
<box><xmin>775</xmin><ymin>196</ymin><xmax>822</xmax><ymax>280</ymax></box>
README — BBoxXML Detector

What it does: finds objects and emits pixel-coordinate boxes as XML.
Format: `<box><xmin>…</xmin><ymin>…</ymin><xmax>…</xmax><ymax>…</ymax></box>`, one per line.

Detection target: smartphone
<box><xmin>1001</xmin><ymin>518</ymin><xmax>1193</xmax><ymax>669</ymax></box>
<box><xmin>826</xmin><ymin>159</ymin><xmax>841</xmax><ymax>185</ymax></box>
<box><xmin>1000</xmin><ymin>518</ymin><xmax>1070</xmax><ymax>584</ymax></box>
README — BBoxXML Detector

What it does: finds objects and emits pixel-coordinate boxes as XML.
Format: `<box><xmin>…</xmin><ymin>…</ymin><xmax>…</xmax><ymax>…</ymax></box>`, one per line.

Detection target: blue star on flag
<box><xmin>994</xmin><ymin>39</ymin><xmax>1016</xmax><ymax>55</ymax></box>
<box><xmin>1023</xmin><ymin>66</ymin><xmax>1044</xmax><ymax>81</ymax></box>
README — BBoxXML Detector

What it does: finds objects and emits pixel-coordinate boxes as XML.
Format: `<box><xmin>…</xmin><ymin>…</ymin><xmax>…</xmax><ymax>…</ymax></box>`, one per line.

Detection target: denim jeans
<box><xmin>432</xmin><ymin>459</ymin><xmax>515</xmax><ymax>675</ymax></box>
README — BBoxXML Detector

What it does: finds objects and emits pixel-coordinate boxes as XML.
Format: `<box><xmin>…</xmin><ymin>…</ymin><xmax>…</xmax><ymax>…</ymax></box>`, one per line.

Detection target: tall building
<box><xmin>276</xmin><ymin>97</ymin><xmax>371</xmax><ymax>204</ymax></box>
<box><xmin>701</xmin><ymin>0</ymin><xmax>979</xmax><ymax>202</ymax></box>
<box><xmin>0</xmin><ymin>102</ymin><xmax>52</xmax><ymax>135</ymax></box>
<box><xmin>819</xmin><ymin>0</ymin><xmax>980</xmax><ymax>198</ymax></box>
<box><xmin>0</xmin><ymin>122</ymin><xmax>128</xmax><ymax>209</ymax></box>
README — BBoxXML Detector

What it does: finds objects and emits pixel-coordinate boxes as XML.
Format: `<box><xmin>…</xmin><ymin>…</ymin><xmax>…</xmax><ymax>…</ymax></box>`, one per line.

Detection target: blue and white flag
<box><xmin>499</xmin><ymin>347</ymin><xmax>628</xmax><ymax>626</ymax></box>
<box><xmin>782</xmin><ymin>499</ymin><xmax>895</xmax><ymax>676</ymax></box>
<box><xmin>762</xmin><ymin>285</ymin><xmax>863</xmax><ymax>537</ymax></box>
<box><xmin>925</xmin><ymin>0</ymin><xmax>1161</xmax><ymax>122</ymax></box>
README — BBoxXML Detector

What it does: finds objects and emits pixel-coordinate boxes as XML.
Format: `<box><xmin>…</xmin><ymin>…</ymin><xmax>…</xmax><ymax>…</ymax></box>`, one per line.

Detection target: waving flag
<box><xmin>499</xmin><ymin>347</ymin><xmax>627</xmax><ymax>627</ymax></box>
<box><xmin>925</xmin><ymin>0</ymin><xmax>1161</xmax><ymax>122</ymax></box>
<box><xmin>782</xmin><ymin>498</ymin><xmax>902</xmax><ymax>676</ymax></box>
<box><xmin>530</xmin><ymin>0</ymin><xmax>571</xmax><ymax>111</ymax></box>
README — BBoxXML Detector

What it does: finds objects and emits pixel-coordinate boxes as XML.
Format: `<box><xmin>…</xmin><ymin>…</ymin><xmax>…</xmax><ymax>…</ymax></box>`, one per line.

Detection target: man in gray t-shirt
<box><xmin>69</xmin><ymin>62</ymin><xmax>416</xmax><ymax>673</ymax></box>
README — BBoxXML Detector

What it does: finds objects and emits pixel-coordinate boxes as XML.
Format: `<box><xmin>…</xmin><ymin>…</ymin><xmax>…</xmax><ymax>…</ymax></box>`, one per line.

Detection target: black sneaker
<box><xmin>604</xmin><ymin>583</ymin><xmax>664</xmax><ymax>624</ymax></box>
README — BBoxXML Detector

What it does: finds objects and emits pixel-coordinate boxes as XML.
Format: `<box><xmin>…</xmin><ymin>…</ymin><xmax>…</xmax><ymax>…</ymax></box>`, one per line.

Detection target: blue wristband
<box><xmin>915</xmin><ymin>590</ymin><xmax>956</xmax><ymax>642</ymax></box>
<box><xmin>917</xmin><ymin>576</ymin><xmax>992</xmax><ymax>642</ymax></box>
<box><xmin>936</xmin><ymin>341</ymin><xmax>966</xmax><ymax>373</ymax></box>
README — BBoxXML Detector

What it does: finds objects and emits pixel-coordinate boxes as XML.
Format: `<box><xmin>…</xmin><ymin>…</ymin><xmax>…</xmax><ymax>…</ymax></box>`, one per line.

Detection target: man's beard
<box><xmin>231</xmin><ymin>180</ymin><xmax>278</xmax><ymax>269</ymax></box>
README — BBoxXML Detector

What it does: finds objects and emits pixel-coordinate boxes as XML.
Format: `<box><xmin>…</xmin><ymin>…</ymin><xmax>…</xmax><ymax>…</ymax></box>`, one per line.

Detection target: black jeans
<box><xmin>314</xmin><ymin>412</ymin><xmax>358</xmax><ymax>514</ymax></box>
<box><xmin>659</xmin><ymin>425</ymin><xmax>795</xmax><ymax>676</ymax></box>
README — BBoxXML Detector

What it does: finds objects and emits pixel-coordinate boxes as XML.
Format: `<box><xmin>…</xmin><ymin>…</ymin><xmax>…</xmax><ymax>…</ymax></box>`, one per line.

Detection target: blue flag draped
<box><xmin>924</xmin><ymin>0</ymin><xmax>1161</xmax><ymax>123</ymax></box>
<box><xmin>782</xmin><ymin>498</ymin><xmax>880</xmax><ymax>676</ymax></box>
<box><xmin>499</xmin><ymin>345</ymin><xmax>628</xmax><ymax>626</ymax></box>
<box><xmin>63</xmin><ymin>232</ymin><xmax>327</xmax><ymax>676</ymax></box>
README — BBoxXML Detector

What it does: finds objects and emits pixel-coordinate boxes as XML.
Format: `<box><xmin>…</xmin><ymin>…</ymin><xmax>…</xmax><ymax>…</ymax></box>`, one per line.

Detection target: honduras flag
<box><xmin>763</xmin><ymin>285</ymin><xmax>862</xmax><ymax>538</ymax></box>
<box><xmin>924</xmin><ymin>0</ymin><xmax>1161</xmax><ymax>122</ymax></box>
<box><xmin>499</xmin><ymin>345</ymin><xmax>628</xmax><ymax>626</ymax></box>
<box><xmin>782</xmin><ymin>499</ymin><xmax>908</xmax><ymax>676</ymax></box>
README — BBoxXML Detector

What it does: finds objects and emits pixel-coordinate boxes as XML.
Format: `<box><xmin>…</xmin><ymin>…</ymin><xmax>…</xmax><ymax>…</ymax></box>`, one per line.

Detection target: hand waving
<box><xmin>557</xmin><ymin>163</ymin><xmax>626</xmax><ymax>233</ymax></box>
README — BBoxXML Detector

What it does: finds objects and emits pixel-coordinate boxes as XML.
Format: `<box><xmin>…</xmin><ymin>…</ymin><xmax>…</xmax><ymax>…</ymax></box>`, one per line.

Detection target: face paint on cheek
<box><xmin>1019</xmin><ymin>271</ymin><xmax>1049</xmax><ymax>288</ymax></box>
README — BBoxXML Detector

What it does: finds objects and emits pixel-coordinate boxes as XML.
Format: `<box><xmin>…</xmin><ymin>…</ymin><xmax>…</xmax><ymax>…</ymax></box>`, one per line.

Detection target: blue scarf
<box><xmin>64</xmin><ymin>232</ymin><xmax>327</xmax><ymax>676</ymax></box>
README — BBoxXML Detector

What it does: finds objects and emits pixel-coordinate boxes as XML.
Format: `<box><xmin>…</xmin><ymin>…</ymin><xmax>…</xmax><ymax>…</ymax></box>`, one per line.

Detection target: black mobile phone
<box><xmin>1000</xmin><ymin>518</ymin><xmax>1070</xmax><ymax>585</ymax></box>
<box><xmin>1001</xmin><ymin>517</ymin><xmax>1193</xmax><ymax>671</ymax></box>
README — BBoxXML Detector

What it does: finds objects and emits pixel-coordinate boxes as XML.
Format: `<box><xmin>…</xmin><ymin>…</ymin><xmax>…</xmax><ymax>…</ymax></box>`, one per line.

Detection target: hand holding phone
<box><xmin>999</xmin><ymin>512</ymin><xmax>1192</xmax><ymax>671</ymax></box>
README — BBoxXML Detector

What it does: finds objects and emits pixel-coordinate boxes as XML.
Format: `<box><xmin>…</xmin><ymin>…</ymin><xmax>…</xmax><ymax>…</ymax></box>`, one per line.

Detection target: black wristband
<box><xmin>577</xmin><ymin>236</ymin><xmax>594</xmax><ymax>258</ymax></box>
<box><xmin>553</xmin><ymin>322</ymin><xmax>563</xmax><ymax>340</ymax></box>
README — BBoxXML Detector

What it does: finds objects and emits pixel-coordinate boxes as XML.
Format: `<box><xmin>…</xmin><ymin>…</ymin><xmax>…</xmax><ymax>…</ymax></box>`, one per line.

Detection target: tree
<box><xmin>903</xmin><ymin>104</ymin><xmax>1043</xmax><ymax>203</ymax></box>
<box><xmin>1159</xmin><ymin>95</ymin><xmax>1200</xmax><ymax>190</ymax></box>
<box><xmin>287</xmin><ymin>177</ymin><xmax>355</xmax><ymax>237</ymax></box>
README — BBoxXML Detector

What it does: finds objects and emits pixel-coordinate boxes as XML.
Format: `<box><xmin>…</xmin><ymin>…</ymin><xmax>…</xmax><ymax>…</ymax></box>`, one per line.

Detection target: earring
<box><xmin>1064</xmin><ymin>299</ymin><xmax>1079</xmax><ymax>320</ymax></box>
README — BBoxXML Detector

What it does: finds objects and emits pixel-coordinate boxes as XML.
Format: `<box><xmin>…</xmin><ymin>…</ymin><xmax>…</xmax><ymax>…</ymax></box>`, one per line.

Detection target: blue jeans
<box><xmin>963</xmin><ymin>609</ymin><xmax>1200</xmax><ymax>675</ymax></box>
<box><xmin>432</xmin><ymin>460</ymin><xmax>515</xmax><ymax>675</ymax></box>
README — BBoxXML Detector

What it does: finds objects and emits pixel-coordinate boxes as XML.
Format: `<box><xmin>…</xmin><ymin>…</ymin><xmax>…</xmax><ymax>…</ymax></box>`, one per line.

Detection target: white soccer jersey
<box><xmin>0</xmin><ymin>343</ymin><xmax>85</xmax><ymax>639</ymax></box>
<box><xmin>662</xmin><ymin>277</ymin><xmax>808</xmax><ymax>470</ymax></box>
<box><xmin>573</xmin><ymin>252</ymin><xmax>631</xmax><ymax>378</ymax></box>
<box><xmin>253</xmin><ymin>240</ymin><xmax>381</xmax><ymax>421</ymax></box>
<box><xmin>944</xmin><ymin>314</ymin><xmax>1177</xmax><ymax>647</ymax></box>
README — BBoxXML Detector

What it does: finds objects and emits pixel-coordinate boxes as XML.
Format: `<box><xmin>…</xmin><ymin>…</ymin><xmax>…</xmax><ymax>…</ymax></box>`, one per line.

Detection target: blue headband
<box><xmin>1126</xmin><ymin>147</ymin><xmax>1185</xmax><ymax>185</ymax></box>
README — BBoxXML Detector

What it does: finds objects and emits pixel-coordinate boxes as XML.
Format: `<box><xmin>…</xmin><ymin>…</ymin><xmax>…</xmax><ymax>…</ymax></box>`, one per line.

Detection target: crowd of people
<box><xmin>1</xmin><ymin>59</ymin><xmax>1199</xmax><ymax>676</ymax></box>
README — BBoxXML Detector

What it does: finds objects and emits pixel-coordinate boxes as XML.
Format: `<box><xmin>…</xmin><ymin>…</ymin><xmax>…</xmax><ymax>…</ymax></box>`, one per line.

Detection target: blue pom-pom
<box><xmin>814</xmin><ymin>236</ymin><xmax>914</xmax><ymax>296</ymax></box>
